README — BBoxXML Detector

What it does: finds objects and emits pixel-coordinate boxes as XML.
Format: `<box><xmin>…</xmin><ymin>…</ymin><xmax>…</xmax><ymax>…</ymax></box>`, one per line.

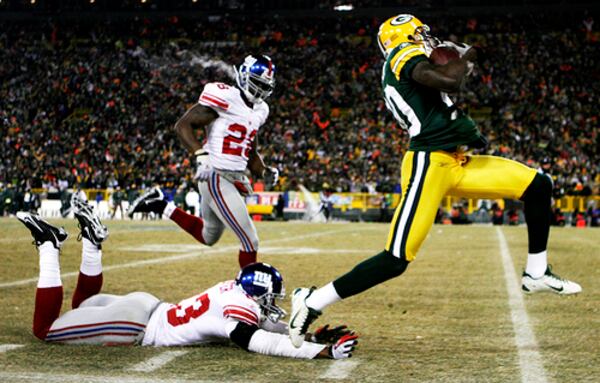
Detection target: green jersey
<box><xmin>382</xmin><ymin>43</ymin><xmax>487</xmax><ymax>151</ymax></box>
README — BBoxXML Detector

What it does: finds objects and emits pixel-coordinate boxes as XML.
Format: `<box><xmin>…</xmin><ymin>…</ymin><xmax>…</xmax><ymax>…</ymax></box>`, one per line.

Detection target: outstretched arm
<box><xmin>411</xmin><ymin>48</ymin><xmax>477</xmax><ymax>93</ymax></box>
<box><xmin>174</xmin><ymin>104</ymin><xmax>218</xmax><ymax>154</ymax></box>
<box><xmin>228</xmin><ymin>321</ymin><xmax>357</xmax><ymax>359</ymax></box>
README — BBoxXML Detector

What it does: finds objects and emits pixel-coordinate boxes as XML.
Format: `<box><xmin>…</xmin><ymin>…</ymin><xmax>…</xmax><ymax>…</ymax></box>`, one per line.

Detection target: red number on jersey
<box><xmin>216</xmin><ymin>83</ymin><xmax>230</xmax><ymax>89</ymax></box>
<box><xmin>243</xmin><ymin>130</ymin><xmax>257</xmax><ymax>158</ymax></box>
<box><xmin>222</xmin><ymin>124</ymin><xmax>246</xmax><ymax>156</ymax></box>
<box><xmin>222</xmin><ymin>123</ymin><xmax>257</xmax><ymax>158</ymax></box>
<box><xmin>167</xmin><ymin>293</ymin><xmax>211</xmax><ymax>327</ymax></box>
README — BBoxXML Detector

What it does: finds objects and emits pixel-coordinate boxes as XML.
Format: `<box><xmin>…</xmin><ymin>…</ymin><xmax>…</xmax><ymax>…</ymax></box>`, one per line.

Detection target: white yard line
<box><xmin>128</xmin><ymin>350</ymin><xmax>189</xmax><ymax>372</ymax></box>
<box><xmin>0</xmin><ymin>344</ymin><xmax>24</xmax><ymax>353</ymax></box>
<box><xmin>318</xmin><ymin>359</ymin><xmax>360</xmax><ymax>379</ymax></box>
<box><xmin>496</xmin><ymin>227</ymin><xmax>549</xmax><ymax>383</ymax></box>
<box><xmin>0</xmin><ymin>227</ymin><xmax>382</xmax><ymax>289</ymax></box>
<box><xmin>0</xmin><ymin>371</ymin><xmax>229</xmax><ymax>383</ymax></box>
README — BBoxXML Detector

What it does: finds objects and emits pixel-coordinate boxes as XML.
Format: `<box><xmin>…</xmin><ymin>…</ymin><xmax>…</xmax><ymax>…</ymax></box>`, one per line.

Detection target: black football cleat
<box><xmin>127</xmin><ymin>187</ymin><xmax>167</xmax><ymax>218</ymax></box>
<box><xmin>72</xmin><ymin>198</ymin><xmax>108</xmax><ymax>246</ymax></box>
<box><xmin>16</xmin><ymin>212</ymin><xmax>68</xmax><ymax>249</ymax></box>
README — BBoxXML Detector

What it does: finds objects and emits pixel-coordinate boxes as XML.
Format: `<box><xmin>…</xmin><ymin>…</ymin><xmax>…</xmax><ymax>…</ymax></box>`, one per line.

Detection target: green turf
<box><xmin>0</xmin><ymin>217</ymin><xmax>598</xmax><ymax>382</ymax></box>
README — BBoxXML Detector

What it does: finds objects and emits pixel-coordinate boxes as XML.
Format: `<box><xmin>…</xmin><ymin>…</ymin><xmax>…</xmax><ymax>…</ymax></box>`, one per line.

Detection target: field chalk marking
<box><xmin>496</xmin><ymin>227</ymin><xmax>549</xmax><ymax>383</ymax></box>
<box><xmin>319</xmin><ymin>359</ymin><xmax>360</xmax><ymax>379</ymax></box>
<box><xmin>128</xmin><ymin>350</ymin><xmax>189</xmax><ymax>372</ymax></box>
<box><xmin>0</xmin><ymin>226</ymin><xmax>382</xmax><ymax>289</ymax></box>
<box><xmin>0</xmin><ymin>344</ymin><xmax>24</xmax><ymax>353</ymax></box>
<box><xmin>0</xmin><ymin>371</ymin><xmax>227</xmax><ymax>383</ymax></box>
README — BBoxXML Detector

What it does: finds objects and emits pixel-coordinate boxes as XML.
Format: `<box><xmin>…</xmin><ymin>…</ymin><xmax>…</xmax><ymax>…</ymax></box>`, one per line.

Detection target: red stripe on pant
<box><xmin>214</xmin><ymin>175</ymin><xmax>255</xmax><ymax>252</ymax></box>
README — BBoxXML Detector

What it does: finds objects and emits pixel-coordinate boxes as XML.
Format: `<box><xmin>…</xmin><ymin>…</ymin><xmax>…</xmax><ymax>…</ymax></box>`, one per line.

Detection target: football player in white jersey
<box><xmin>16</xmin><ymin>204</ymin><xmax>358</xmax><ymax>359</ymax></box>
<box><xmin>128</xmin><ymin>54</ymin><xmax>280</xmax><ymax>268</ymax></box>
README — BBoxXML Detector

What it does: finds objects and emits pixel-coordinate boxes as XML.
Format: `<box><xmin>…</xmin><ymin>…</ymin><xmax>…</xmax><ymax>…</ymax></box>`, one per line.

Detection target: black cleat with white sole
<box><xmin>72</xmin><ymin>199</ymin><xmax>108</xmax><ymax>246</ymax></box>
<box><xmin>127</xmin><ymin>187</ymin><xmax>167</xmax><ymax>218</ymax></box>
<box><xmin>16</xmin><ymin>212</ymin><xmax>68</xmax><ymax>249</ymax></box>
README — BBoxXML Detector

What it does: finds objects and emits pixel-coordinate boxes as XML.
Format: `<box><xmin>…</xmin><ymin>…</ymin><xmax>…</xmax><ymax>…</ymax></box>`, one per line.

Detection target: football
<box><xmin>429</xmin><ymin>46</ymin><xmax>460</xmax><ymax>65</ymax></box>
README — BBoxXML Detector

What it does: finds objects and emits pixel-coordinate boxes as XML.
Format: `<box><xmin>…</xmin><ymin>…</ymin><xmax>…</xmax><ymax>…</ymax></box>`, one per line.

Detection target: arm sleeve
<box><xmin>248</xmin><ymin>328</ymin><xmax>326</xmax><ymax>359</ymax></box>
<box><xmin>259</xmin><ymin>319</ymin><xmax>288</xmax><ymax>334</ymax></box>
<box><xmin>228</xmin><ymin>321</ymin><xmax>325</xmax><ymax>359</ymax></box>
<box><xmin>228</xmin><ymin>320</ymin><xmax>258</xmax><ymax>351</ymax></box>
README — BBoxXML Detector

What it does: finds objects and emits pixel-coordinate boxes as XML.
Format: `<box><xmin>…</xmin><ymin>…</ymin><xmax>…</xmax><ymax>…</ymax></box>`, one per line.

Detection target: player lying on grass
<box><xmin>15</xmin><ymin>203</ymin><xmax>357</xmax><ymax>359</ymax></box>
<box><xmin>129</xmin><ymin>54</ymin><xmax>280</xmax><ymax>269</ymax></box>
<box><xmin>288</xmin><ymin>14</ymin><xmax>582</xmax><ymax>348</ymax></box>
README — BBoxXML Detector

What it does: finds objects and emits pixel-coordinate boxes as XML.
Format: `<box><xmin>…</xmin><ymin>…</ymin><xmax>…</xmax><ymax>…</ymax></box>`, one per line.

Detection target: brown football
<box><xmin>429</xmin><ymin>46</ymin><xmax>460</xmax><ymax>65</ymax></box>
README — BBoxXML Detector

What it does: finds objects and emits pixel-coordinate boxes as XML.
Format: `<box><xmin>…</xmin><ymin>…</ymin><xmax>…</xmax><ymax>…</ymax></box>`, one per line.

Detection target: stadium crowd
<box><xmin>1</xmin><ymin>12</ymin><xmax>598</xmax><ymax>212</ymax></box>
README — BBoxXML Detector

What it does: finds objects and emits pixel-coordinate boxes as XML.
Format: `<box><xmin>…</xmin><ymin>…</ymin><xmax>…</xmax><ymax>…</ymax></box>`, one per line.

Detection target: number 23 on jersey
<box><xmin>222</xmin><ymin>123</ymin><xmax>256</xmax><ymax>159</ymax></box>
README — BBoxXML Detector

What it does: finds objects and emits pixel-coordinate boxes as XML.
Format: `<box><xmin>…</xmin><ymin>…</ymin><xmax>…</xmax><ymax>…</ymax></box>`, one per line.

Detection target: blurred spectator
<box><xmin>451</xmin><ymin>204</ymin><xmax>472</xmax><ymax>224</ymax></box>
<box><xmin>0</xmin><ymin>12</ymin><xmax>597</xmax><ymax>199</ymax></box>
<box><xmin>111</xmin><ymin>186</ymin><xmax>125</xmax><ymax>219</ymax></box>
<box><xmin>491</xmin><ymin>202</ymin><xmax>504</xmax><ymax>225</ymax></box>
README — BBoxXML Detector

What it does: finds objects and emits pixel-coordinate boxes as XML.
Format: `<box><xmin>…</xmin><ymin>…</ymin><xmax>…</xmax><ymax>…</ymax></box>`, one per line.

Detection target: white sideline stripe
<box><xmin>496</xmin><ymin>227</ymin><xmax>549</xmax><ymax>383</ymax></box>
<box><xmin>318</xmin><ymin>359</ymin><xmax>360</xmax><ymax>379</ymax></box>
<box><xmin>0</xmin><ymin>227</ymin><xmax>381</xmax><ymax>289</ymax></box>
<box><xmin>0</xmin><ymin>371</ymin><xmax>231</xmax><ymax>383</ymax></box>
<box><xmin>128</xmin><ymin>350</ymin><xmax>189</xmax><ymax>372</ymax></box>
<box><xmin>0</xmin><ymin>344</ymin><xmax>24</xmax><ymax>353</ymax></box>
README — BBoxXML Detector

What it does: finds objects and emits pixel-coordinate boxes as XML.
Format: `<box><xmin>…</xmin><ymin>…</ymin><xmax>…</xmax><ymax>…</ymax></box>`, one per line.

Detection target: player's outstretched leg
<box><xmin>71</xmin><ymin>200</ymin><xmax>109</xmax><ymax>308</ymax></box>
<box><xmin>290</xmin><ymin>250</ymin><xmax>409</xmax><ymax>347</ymax></box>
<box><xmin>16</xmin><ymin>212</ymin><xmax>68</xmax><ymax>340</ymax></box>
<box><xmin>520</xmin><ymin>173</ymin><xmax>582</xmax><ymax>295</ymax></box>
<box><xmin>128</xmin><ymin>187</ymin><xmax>208</xmax><ymax>244</ymax></box>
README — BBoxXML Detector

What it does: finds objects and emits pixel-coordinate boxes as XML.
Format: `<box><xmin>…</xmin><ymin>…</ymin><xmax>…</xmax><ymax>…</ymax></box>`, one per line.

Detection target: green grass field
<box><xmin>0</xmin><ymin>217</ymin><xmax>598</xmax><ymax>382</ymax></box>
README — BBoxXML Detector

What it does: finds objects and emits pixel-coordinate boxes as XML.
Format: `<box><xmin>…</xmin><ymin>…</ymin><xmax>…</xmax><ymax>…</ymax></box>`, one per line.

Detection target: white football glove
<box><xmin>439</xmin><ymin>40</ymin><xmax>474</xmax><ymax>75</ymax></box>
<box><xmin>439</xmin><ymin>40</ymin><xmax>471</xmax><ymax>57</ymax></box>
<box><xmin>328</xmin><ymin>333</ymin><xmax>358</xmax><ymax>359</ymax></box>
<box><xmin>263</xmin><ymin>167</ymin><xmax>279</xmax><ymax>187</ymax></box>
<box><xmin>193</xmin><ymin>149</ymin><xmax>212</xmax><ymax>182</ymax></box>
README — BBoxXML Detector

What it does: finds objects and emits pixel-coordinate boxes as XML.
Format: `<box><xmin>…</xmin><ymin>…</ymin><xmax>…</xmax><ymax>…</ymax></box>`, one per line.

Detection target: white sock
<box><xmin>525</xmin><ymin>250</ymin><xmax>547</xmax><ymax>279</ymax></box>
<box><xmin>38</xmin><ymin>242</ymin><xmax>62</xmax><ymax>288</ymax></box>
<box><xmin>305</xmin><ymin>282</ymin><xmax>342</xmax><ymax>312</ymax></box>
<box><xmin>163</xmin><ymin>202</ymin><xmax>176</xmax><ymax>218</ymax></box>
<box><xmin>80</xmin><ymin>238</ymin><xmax>103</xmax><ymax>276</ymax></box>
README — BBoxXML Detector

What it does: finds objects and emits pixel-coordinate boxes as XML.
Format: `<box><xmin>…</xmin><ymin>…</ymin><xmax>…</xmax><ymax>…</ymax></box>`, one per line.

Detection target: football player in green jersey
<box><xmin>288</xmin><ymin>14</ymin><xmax>582</xmax><ymax>348</ymax></box>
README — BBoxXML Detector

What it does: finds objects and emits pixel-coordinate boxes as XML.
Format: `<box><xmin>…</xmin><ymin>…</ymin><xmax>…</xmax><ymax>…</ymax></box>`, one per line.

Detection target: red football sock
<box><xmin>170</xmin><ymin>208</ymin><xmax>206</xmax><ymax>244</ymax></box>
<box><xmin>33</xmin><ymin>286</ymin><xmax>63</xmax><ymax>340</ymax></box>
<box><xmin>239</xmin><ymin>250</ymin><xmax>257</xmax><ymax>268</ymax></box>
<box><xmin>72</xmin><ymin>273</ymin><xmax>104</xmax><ymax>309</ymax></box>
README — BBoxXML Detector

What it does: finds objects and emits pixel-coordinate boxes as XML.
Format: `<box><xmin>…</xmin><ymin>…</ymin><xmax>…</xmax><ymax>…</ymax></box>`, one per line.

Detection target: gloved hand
<box><xmin>310</xmin><ymin>325</ymin><xmax>352</xmax><ymax>344</ymax></box>
<box><xmin>439</xmin><ymin>40</ymin><xmax>472</xmax><ymax>58</ymax></box>
<box><xmin>438</xmin><ymin>40</ymin><xmax>475</xmax><ymax>75</ymax></box>
<box><xmin>263</xmin><ymin>167</ymin><xmax>279</xmax><ymax>187</ymax></box>
<box><xmin>194</xmin><ymin>148</ymin><xmax>212</xmax><ymax>182</ymax></box>
<box><xmin>328</xmin><ymin>333</ymin><xmax>359</xmax><ymax>359</ymax></box>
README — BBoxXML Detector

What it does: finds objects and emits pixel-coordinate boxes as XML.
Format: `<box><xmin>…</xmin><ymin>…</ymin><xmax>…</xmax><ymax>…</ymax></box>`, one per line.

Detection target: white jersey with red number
<box><xmin>198</xmin><ymin>82</ymin><xmax>269</xmax><ymax>172</ymax></box>
<box><xmin>142</xmin><ymin>280</ymin><xmax>260</xmax><ymax>347</ymax></box>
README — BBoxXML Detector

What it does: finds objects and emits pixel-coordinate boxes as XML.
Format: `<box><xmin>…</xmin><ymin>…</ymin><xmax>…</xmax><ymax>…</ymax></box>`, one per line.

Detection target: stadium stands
<box><xmin>1</xmin><ymin>11</ymin><xmax>598</xmax><ymax>219</ymax></box>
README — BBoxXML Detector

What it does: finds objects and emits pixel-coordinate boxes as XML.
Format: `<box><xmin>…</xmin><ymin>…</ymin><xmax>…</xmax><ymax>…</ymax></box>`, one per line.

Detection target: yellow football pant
<box><xmin>385</xmin><ymin>151</ymin><xmax>537</xmax><ymax>261</ymax></box>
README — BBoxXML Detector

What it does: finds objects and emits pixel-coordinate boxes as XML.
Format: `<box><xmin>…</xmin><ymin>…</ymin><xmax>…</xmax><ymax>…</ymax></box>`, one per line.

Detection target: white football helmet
<box><xmin>234</xmin><ymin>54</ymin><xmax>276</xmax><ymax>104</ymax></box>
